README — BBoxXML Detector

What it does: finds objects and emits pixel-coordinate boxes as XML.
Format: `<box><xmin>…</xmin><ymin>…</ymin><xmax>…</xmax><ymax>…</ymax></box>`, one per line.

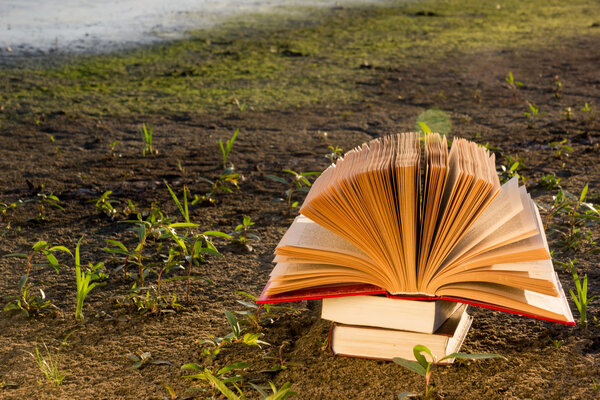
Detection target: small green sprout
<box><xmin>505</xmin><ymin>71</ymin><xmax>523</xmax><ymax>90</ymax></box>
<box><xmin>219</xmin><ymin>128</ymin><xmax>239</xmax><ymax>169</ymax></box>
<box><xmin>580</xmin><ymin>102</ymin><xmax>595</xmax><ymax>121</ymax></box>
<box><xmin>524</xmin><ymin>103</ymin><xmax>543</xmax><ymax>128</ymax></box>
<box><xmin>109</xmin><ymin>140</ymin><xmax>119</xmax><ymax>158</ymax></box>
<box><xmin>538</xmin><ymin>174</ymin><xmax>561</xmax><ymax>190</ymax></box>
<box><xmin>199</xmin><ymin>310</ymin><xmax>269</xmax><ymax>360</ymax></box>
<box><xmin>549</xmin><ymin>139</ymin><xmax>572</xmax><ymax>158</ymax></box>
<box><xmin>127</xmin><ymin>351</ymin><xmax>171</xmax><ymax>369</ymax></box>
<box><xmin>249</xmin><ymin>381</ymin><xmax>297</xmax><ymax>399</ymax></box>
<box><xmin>569</xmin><ymin>260</ymin><xmax>596</xmax><ymax>327</ymax></box>
<box><xmin>266</xmin><ymin>170</ymin><xmax>320</xmax><ymax>211</ymax></box>
<box><xmin>74</xmin><ymin>237</ymin><xmax>107</xmax><ymax>320</ymax></box>
<box><xmin>196</xmin><ymin>168</ymin><xmax>241</xmax><ymax>206</ymax></box>
<box><xmin>326</xmin><ymin>145</ymin><xmax>343</xmax><ymax>164</ymax></box>
<box><xmin>27</xmin><ymin>343</ymin><xmax>67</xmax><ymax>386</ymax></box>
<box><xmin>552</xmin><ymin>75</ymin><xmax>563</xmax><ymax>98</ymax></box>
<box><xmin>140</xmin><ymin>123</ymin><xmax>157</xmax><ymax>156</ymax></box>
<box><xmin>394</xmin><ymin>345</ymin><xmax>506</xmax><ymax>399</ymax></box>
<box><xmin>182</xmin><ymin>361</ymin><xmax>249</xmax><ymax>399</ymax></box>
<box><xmin>231</xmin><ymin>216</ymin><xmax>259</xmax><ymax>248</ymax></box>
<box><xmin>563</xmin><ymin>107</ymin><xmax>574</xmax><ymax>121</ymax></box>
<box><xmin>91</xmin><ymin>190</ymin><xmax>117</xmax><ymax>219</ymax></box>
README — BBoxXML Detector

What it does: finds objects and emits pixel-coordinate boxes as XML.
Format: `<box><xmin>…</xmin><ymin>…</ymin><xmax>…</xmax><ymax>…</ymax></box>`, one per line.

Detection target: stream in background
<box><xmin>0</xmin><ymin>0</ymin><xmax>393</xmax><ymax>55</ymax></box>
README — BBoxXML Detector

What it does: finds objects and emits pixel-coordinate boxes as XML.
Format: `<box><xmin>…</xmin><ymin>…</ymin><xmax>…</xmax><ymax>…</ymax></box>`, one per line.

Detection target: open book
<box><xmin>258</xmin><ymin>133</ymin><xmax>574</xmax><ymax>325</ymax></box>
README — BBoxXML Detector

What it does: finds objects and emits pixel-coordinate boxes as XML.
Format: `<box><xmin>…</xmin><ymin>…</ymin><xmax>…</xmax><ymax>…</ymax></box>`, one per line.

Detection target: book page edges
<box><xmin>441</xmin><ymin>312</ymin><xmax>474</xmax><ymax>364</ymax></box>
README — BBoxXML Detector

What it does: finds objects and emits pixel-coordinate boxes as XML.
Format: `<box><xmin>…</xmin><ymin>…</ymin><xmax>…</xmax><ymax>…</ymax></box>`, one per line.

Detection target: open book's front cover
<box><xmin>257</xmin><ymin>281</ymin><xmax>575</xmax><ymax>326</ymax></box>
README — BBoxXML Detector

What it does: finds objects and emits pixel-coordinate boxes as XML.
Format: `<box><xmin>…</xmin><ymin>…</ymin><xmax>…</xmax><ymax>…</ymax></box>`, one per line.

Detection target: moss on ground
<box><xmin>1</xmin><ymin>0</ymin><xmax>598</xmax><ymax>119</ymax></box>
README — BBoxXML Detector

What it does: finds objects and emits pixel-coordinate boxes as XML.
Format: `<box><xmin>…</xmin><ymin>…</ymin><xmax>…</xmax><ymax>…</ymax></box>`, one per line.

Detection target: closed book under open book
<box><xmin>322</xmin><ymin>296</ymin><xmax>461</xmax><ymax>333</ymax></box>
<box><xmin>330</xmin><ymin>305</ymin><xmax>472</xmax><ymax>363</ymax></box>
<box><xmin>258</xmin><ymin>133</ymin><xmax>574</xmax><ymax>325</ymax></box>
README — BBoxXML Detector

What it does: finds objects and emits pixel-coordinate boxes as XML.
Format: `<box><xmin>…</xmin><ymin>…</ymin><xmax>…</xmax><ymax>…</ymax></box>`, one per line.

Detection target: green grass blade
<box><xmin>392</xmin><ymin>357</ymin><xmax>427</xmax><ymax>376</ymax></box>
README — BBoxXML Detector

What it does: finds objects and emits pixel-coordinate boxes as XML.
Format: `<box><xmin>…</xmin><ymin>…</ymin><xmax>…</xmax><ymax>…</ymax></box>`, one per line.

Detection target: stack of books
<box><xmin>258</xmin><ymin>133</ymin><xmax>574</xmax><ymax>362</ymax></box>
<box><xmin>324</xmin><ymin>296</ymin><xmax>471</xmax><ymax>362</ymax></box>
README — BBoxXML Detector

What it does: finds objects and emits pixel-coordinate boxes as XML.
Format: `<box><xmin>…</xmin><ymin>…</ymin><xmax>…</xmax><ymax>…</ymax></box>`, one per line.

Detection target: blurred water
<box><xmin>0</xmin><ymin>0</ymin><xmax>390</xmax><ymax>54</ymax></box>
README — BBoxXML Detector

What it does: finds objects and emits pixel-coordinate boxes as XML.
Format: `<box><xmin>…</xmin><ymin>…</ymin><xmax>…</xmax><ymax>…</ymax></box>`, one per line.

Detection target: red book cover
<box><xmin>257</xmin><ymin>281</ymin><xmax>575</xmax><ymax>326</ymax></box>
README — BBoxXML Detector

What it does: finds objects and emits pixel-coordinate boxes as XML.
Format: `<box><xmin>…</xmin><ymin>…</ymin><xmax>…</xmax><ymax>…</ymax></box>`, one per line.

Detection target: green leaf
<box><xmin>579</xmin><ymin>184</ymin><xmax>589</xmax><ymax>203</ymax></box>
<box><xmin>32</xmin><ymin>241</ymin><xmax>48</xmax><ymax>251</ymax></box>
<box><xmin>75</xmin><ymin>236</ymin><xmax>84</xmax><ymax>268</ymax></box>
<box><xmin>105</xmin><ymin>239</ymin><xmax>128</xmax><ymax>252</ymax></box>
<box><xmin>181</xmin><ymin>363</ymin><xmax>203</xmax><ymax>370</ymax></box>
<box><xmin>439</xmin><ymin>352</ymin><xmax>507</xmax><ymax>362</ymax></box>
<box><xmin>224</xmin><ymin>310</ymin><xmax>240</xmax><ymax>338</ymax></box>
<box><xmin>416</xmin><ymin>109</ymin><xmax>452</xmax><ymax>135</ymax></box>
<box><xmin>164</xmin><ymin>181</ymin><xmax>186</xmax><ymax>222</ymax></box>
<box><xmin>236</xmin><ymin>300</ymin><xmax>258</xmax><ymax>309</ymax></box>
<box><xmin>392</xmin><ymin>357</ymin><xmax>427</xmax><ymax>376</ymax></box>
<box><xmin>18</xmin><ymin>275</ymin><xmax>29</xmax><ymax>291</ymax></box>
<box><xmin>203</xmin><ymin>231</ymin><xmax>233</xmax><ymax>239</ymax></box>
<box><xmin>48</xmin><ymin>245</ymin><xmax>72</xmax><ymax>255</ymax></box>
<box><xmin>45</xmin><ymin>253</ymin><xmax>59</xmax><ymax>270</ymax></box>
<box><xmin>217</xmin><ymin>362</ymin><xmax>250</xmax><ymax>376</ymax></box>
<box><xmin>266</xmin><ymin>175</ymin><xmax>288</xmax><ymax>185</ymax></box>
<box><xmin>418</xmin><ymin>121</ymin><xmax>432</xmax><ymax>134</ymax></box>
<box><xmin>235</xmin><ymin>291</ymin><xmax>257</xmax><ymax>301</ymax></box>
<box><xmin>168</xmin><ymin>222</ymin><xmax>199</xmax><ymax>228</ymax></box>
<box><xmin>3</xmin><ymin>253</ymin><xmax>28</xmax><ymax>258</ymax></box>
<box><xmin>300</xmin><ymin>172</ymin><xmax>322</xmax><ymax>176</ymax></box>
<box><xmin>413</xmin><ymin>344</ymin><xmax>433</xmax><ymax>367</ymax></box>
<box><xmin>204</xmin><ymin>371</ymin><xmax>241</xmax><ymax>400</ymax></box>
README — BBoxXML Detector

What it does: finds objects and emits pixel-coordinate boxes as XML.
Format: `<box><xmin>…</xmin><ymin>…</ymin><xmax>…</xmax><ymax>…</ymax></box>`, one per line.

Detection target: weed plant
<box><xmin>543</xmin><ymin>185</ymin><xmax>599</xmax><ymax>251</ymax></box>
<box><xmin>393</xmin><ymin>345</ymin><xmax>505</xmax><ymax>399</ymax></box>
<box><xmin>27</xmin><ymin>343</ymin><xmax>67</xmax><ymax>386</ymax></box>
<box><xmin>235</xmin><ymin>291</ymin><xmax>295</xmax><ymax>329</ymax></box>
<box><xmin>219</xmin><ymin>128</ymin><xmax>239</xmax><ymax>169</ymax></box>
<box><xmin>524</xmin><ymin>103</ymin><xmax>543</xmax><ymax>128</ymax></box>
<box><xmin>196</xmin><ymin>168</ymin><xmax>241</xmax><ymax>206</ymax></box>
<box><xmin>90</xmin><ymin>191</ymin><xmax>137</xmax><ymax>219</ymax></box>
<box><xmin>2</xmin><ymin>192</ymin><xmax>65</xmax><ymax>222</ymax></box>
<box><xmin>127</xmin><ymin>351</ymin><xmax>171</xmax><ymax>369</ymax></box>
<box><xmin>505</xmin><ymin>71</ymin><xmax>523</xmax><ymax>91</ymax></box>
<box><xmin>200</xmin><ymin>310</ymin><xmax>269</xmax><ymax>360</ymax></box>
<box><xmin>74</xmin><ymin>237</ymin><xmax>107</xmax><ymax>320</ymax></box>
<box><xmin>3</xmin><ymin>241</ymin><xmax>71</xmax><ymax>317</ymax></box>
<box><xmin>549</xmin><ymin>139</ymin><xmax>572</xmax><ymax>158</ymax></box>
<box><xmin>552</xmin><ymin>75</ymin><xmax>563</xmax><ymax>98</ymax></box>
<box><xmin>568</xmin><ymin>260</ymin><xmax>596</xmax><ymax>327</ymax></box>
<box><xmin>140</xmin><ymin>123</ymin><xmax>157</xmax><ymax>156</ymax></box>
<box><xmin>230</xmin><ymin>216</ymin><xmax>259</xmax><ymax>249</ymax></box>
<box><xmin>266</xmin><ymin>170</ymin><xmax>320</xmax><ymax>211</ymax></box>
<box><xmin>538</xmin><ymin>174</ymin><xmax>561</xmax><ymax>190</ymax></box>
<box><xmin>182</xmin><ymin>361</ymin><xmax>249</xmax><ymax>399</ymax></box>
<box><xmin>326</xmin><ymin>145</ymin><xmax>343</xmax><ymax>164</ymax></box>
<box><xmin>581</xmin><ymin>102</ymin><xmax>595</xmax><ymax>121</ymax></box>
<box><xmin>249</xmin><ymin>381</ymin><xmax>296</xmax><ymax>399</ymax></box>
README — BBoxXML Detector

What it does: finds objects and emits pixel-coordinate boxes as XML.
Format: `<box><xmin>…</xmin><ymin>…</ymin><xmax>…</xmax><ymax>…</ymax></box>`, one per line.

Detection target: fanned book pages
<box><xmin>257</xmin><ymin>133</ymin><xmax>575</xmax><ymax>325</ymax></box>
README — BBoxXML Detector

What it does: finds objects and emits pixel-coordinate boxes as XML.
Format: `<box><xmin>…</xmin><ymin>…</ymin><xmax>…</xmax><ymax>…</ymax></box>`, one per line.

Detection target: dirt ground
<box><xmin>1</xmin><ymin>11</ymin><xmax>600</xmax><ymax>400</ymax></box>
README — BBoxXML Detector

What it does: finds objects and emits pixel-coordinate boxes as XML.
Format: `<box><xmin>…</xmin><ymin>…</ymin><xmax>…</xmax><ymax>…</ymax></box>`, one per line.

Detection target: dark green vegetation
<box><xmin>1</xmin><ymin>0</ymin><xmax>599</xmax><ymax>118</ymax></box>
<box><xmin>1</xmin><ymin>0</ymin><xmax>600</xmax><ymax>399</ymax></box>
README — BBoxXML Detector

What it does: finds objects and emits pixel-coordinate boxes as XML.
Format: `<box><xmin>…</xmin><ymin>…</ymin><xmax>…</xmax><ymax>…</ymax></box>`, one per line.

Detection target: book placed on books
<box><xmin>258</xmin><ymin>133</ymin><xmax>574</xmax><ymax>326</ymax></box>
<box><xmin>330</xmin><ymin>304</ymin><xmax>472</xmax><ymax>363</ymax></box>
<box><xmin>322</xmin><ymin>295</ymin><xmax>461</xmax><ymax>333</ymax></box>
